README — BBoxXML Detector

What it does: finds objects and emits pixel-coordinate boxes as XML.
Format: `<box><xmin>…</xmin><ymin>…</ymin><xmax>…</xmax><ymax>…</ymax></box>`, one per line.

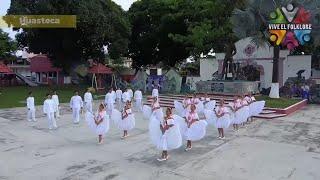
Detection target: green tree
<box><xmin>231</xmin><ymin>0</ymin><xmax>320</xmax><ymax>98</ymax></box>
<box><xmin>6</xmin><ymin>0</ymin><xmax>130</xmax><ymax>71</ymax></box>
<box><xmin>0</xmin><ymin>29</ymin><xmax>17</xmax><ymax>60</ymax></box>
<box><xmin>128</xmin><ymin>0</ymin><xmax>189</xmax><ymax>67</ymax></box>
<box><xmin>128</xmin><ymin>0</ymin><xmax>245</xmax><ymax>68</ymax></box>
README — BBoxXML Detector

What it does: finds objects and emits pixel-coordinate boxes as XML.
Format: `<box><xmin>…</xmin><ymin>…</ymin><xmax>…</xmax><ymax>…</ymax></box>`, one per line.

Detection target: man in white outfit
<box><xmin>122</xmin><ymin>89</ymin><xmax>129</xmax><ymax>103</ymax></box>
<box><xmin>84</xmin><ymin>88</ymin><xmax>93</xmax><ymax>113</ymax></box>
<box><xmin>111</xmin><ymin>88</ymin><xmax>116</xmax><ymax>103</ymax></box>
<box><xmin>127</xmin><ymin>87</ymin><xmax>133</xmax><ymax>101</ymax></box>
<box><xmin>152</xmin><ymin>85</ymin><xmax>159</xmax><ymax>98</ymax></box>
<box><xmin>43</xmin><ymin>93</ymin><xmax>57</xmax><ymax>129</ymax></box>
<box><xmin>70</xmin><ymin>91</ymin><xmax>83</xmax><ymax>124</ymax></box>
<box><xmin>105</xmin><ymin>89</ymin><xmax>114</xmax><ymax>114</ymax></box>
<box><xmin>52</xmin><ymin>90</ymin><xmax>60</xmax><ymax>119</ymax></box>
<box><xmin>26</xmin><ymin>91</ymin><xmax>36</xmax><ymax>122</ymax></box>
<box><xmin>134</xmin><ymin>89</ymin><xmax>143</xmax><ymax>111</ymax></box>
<box><xmin>116</xmin><ymin>87</ymin><xmax>123</xmax><ymax>109</ymax></box>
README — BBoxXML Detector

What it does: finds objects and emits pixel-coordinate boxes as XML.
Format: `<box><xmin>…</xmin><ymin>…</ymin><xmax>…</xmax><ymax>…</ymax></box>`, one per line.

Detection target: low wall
<box><xmin>196</xmin><ymin>80</ymin><xmax>259</xmax><ymax>94</ymax></box>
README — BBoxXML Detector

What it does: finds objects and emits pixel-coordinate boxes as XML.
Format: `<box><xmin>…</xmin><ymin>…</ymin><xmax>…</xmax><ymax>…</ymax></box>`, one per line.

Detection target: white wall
<box><xmin>283</xmin><ymin>55</ymin><xmax>312</xmax><ymax>83</ymax></box>
<box><xmin>186</xmin><ymin>58</ymin><xmax>219</xmax><ymax>91</ymax></box>
<box><xmin>233</xmin><ymin>37</ymin><xmax>273</xmax><ymax>60</ymax></box>
<box><xmin>200</xmin><ymin>58</ymin><xmax>218</xmax><ymax>79</ymax></box>
<box><xmin>256</xmin><ymin>60</ymin><xmax>273</xmax><ymax>89</ymax></box>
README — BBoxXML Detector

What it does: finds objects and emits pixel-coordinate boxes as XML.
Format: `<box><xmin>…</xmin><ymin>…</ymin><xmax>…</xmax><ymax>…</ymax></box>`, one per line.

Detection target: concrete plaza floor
<box><xmin>0</xmin><ymin>103</ymin><xmax>319</xmax><ymax>180</ymax></box>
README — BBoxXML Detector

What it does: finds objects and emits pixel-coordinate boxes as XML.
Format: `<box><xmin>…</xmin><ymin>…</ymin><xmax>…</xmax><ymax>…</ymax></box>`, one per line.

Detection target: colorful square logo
<box><xmin>268</xmin><ymin>4</ymin><xmax>312</xmax><ymax>50</ymax></box>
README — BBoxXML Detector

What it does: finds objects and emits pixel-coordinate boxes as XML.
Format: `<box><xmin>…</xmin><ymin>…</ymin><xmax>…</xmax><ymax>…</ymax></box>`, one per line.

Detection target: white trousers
<box><xmin>54</xmin><ymin>105</ymin><xmax>60</xmax><ymax>118</ymax></box>
<box><xmin>27</xmin><ymin>109</ymin><xmax>36</xmax><ymax>121</ymax></box>
<box><xmin>47</xmin><ymin>112</ymin><xmax>57</xmax><ymax>129</ymax></box>
<box><xmin>116</xmin><ymin>98</ymin><xmax>122</xmax><ymax>109</ymax></box>
<box><xmin>85</xmin><ymin>102</ymin><xmax>93</xmax><ymax>113</ymax></box>
<box><xmin>72</xmin><ymin>107</ymin><xmax>81</xmax><ymax>123</ymax></box>
<box><xmin>107</xmin><ymin>103</ymin><xmax>114</xmax><ymax>114</ymax></box>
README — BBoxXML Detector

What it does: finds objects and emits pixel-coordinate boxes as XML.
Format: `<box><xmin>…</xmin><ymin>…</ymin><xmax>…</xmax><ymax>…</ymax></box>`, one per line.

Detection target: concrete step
<box><xmin>254</xmin><ymin>113</ymin><xmax>287</xmax><ymax>119</ymax></box>
<box><xmin>147</xmin><ymin>95</ymin><xmax>234</xmax><ymax>102</ymax></box>
<box><xmin>260</xmin><ymin>110</ymin><xmax>277</xmax><ymax>114</ymax></box>
<box><xmin>144</xmin><ymin>101</ymin><xmax>228</xmax><ymax>107</ymax></box>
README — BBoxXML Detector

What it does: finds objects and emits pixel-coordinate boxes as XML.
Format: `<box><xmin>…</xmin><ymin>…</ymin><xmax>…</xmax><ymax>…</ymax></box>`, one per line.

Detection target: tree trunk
<box><xmin>269</xmin><ymin>45</ymin><xmax>280</xmax><ymax>98</ymax></box>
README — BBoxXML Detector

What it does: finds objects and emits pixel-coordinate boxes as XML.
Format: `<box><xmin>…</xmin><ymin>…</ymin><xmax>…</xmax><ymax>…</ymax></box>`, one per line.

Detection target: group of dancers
<box><xmin>26</xmin><ymin>87</ymin><xmax>264</xmax><ymax>162</ymax></box>
<box><xmin>25</xmin><ymin>87</ymin><xmax>143</xmax><ymax>136</ymax></box>
<box><xmin>144</xmin><ymin>93</ymin><xmax>265</xmax><ymax>161</ymax></box>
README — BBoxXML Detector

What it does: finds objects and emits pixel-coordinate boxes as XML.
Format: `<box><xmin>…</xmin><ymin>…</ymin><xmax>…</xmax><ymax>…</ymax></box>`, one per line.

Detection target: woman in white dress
<box><xmin>119</xmin><ymin>101</ymin><xmax>135</xmax><ymax>139</ymax></box>
<box><xmin>248</xmin><ymin>94</ymin><xmax>265</xmax><ymax>119</ymax></box>
<box><xmin>174</xmin><ymin>95</ymin><xmax>190</xmax><ymax>117</ymax></box>
<box><xmin>182</xmin><ymin>95</ymin><xmax>190</xmax><ymax>109</ymax></box>
<box><xmin>190</xmin><ymin>94</ymin><xmax>204</xmax><ymax>115</ymax></box>
<box><xmin>86</xmin><ymin>103</ymin><xmax>110</xmax><ymax>144</ymax></box>
<box><xmin>142</xmin><ymin>96</ymin><xmax>163</xmax><ymax>121</ymax></box>
<box><xmin>246</xmin><ymin>93</ymin><xmax>256</xmax><ymax>122</ymax></box>
<box><xmin>178</xmin><ymin>104</ymin><xmax>207</xmax><ymax>151</ymax></box>
<box><xmin>241</xmin><ymin>95</ymin><xmax>250</xmax><ymax>125</ymax></box>
<box><xmin>215</xmin><ymin>99</ymin><xmax>231</xmax><ymax>139</ymax></box>
<box><xmin>229</xmin><ymin>96</ymin><xmax>242</xmax><ymax>131</ymax></box>
<box><xmin>152</xmin><ymin>108</ymin><xmax>183</xmax><ymax>161</ymax></box>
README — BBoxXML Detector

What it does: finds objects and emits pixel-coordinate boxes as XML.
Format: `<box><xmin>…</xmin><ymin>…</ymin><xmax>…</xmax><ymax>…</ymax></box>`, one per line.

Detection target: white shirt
<box><xmin>152</xmin><ymin>88</ymin><xmax>159</xmax><ymax>97</ymax></box>
<box><xmin>43</xmin><ymin>99</ymin><xmax>55</xmax><ymax>114</ymax></box>
<box><xmin>27</xmin><ymin>97</ymin><xmax>35</xmax><ymax>110</ymax></box>
<box><xmin>185</xmin><ymin>111</ymin><xmax>199</xmax><ymax>122</ymax></box>
<box><xmin>122</xmin><ymin>91</ymin><xmax>129</xmax><ymax>102</ymax></box>
<box><xmin>105</xmin><ymin>93</ymin><xmax>113</xmax><ymax>104</ymax></box>
<box><xmin>111</xmin><ymin>91</ymin><xmax>116</xmax><ymax>102</ymax></box>
<box><xmin>70</xmin><ymin>95</ymin><xmax>83</xmax><ymax>108</ymax></box>
<box><xmin>116</xmin><ymin>89</ymin><xmax>122</xmax><ymax>99</ymax></box>
<box><xmin>216</xmin><ymin>106</ymin><xmax>227</xmax><ymax>116</ymax></box>
<box><xmin>52</xmin><ymin>95</ymin><xmax>59</xmax><ymax>106</ymax></box>
<box><xmin>134</xmin><ymin>90</ymin><xmax>142</xmax><ymax>100</ymax></box>
<box><xmin>128</xmin><ymin>89</ymin><xmax>133</xmax><ymax>99</ymax></box>
<box><xmin>84</xmin><ymin>92</ymin><xmax>93</xmax><ymax>103</ymax></box>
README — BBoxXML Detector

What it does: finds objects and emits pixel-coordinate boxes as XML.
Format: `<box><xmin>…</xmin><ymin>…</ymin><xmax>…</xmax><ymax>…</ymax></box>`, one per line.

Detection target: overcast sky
<box><xmin>0</xmin><ymin>0</ymin><xmax>137</xmax><ymax>39</ymax></box>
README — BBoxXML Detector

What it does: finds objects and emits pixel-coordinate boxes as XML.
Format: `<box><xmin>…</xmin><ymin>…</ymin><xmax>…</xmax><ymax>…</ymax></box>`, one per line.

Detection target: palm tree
<box><xmin>231</xmin><ymin>0</ymin><xmax>320</xmax><ymax>98</ymax></box>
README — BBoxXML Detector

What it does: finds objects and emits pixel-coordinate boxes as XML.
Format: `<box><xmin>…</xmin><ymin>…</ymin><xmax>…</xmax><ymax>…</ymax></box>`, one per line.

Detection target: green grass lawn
<box><xmin>0</xmin><ymin>86</ymin><xmax>104</xmax><ymax>109</ymax></box>
<box><xmin>256</xmin><ymin>96</ymin><xmax>301</xmax><ymax>109</ymax></box>
<box><xmin>0</xmin><ymin>86</ymin><xmax>302</xmax><ymax>109</ymax></box>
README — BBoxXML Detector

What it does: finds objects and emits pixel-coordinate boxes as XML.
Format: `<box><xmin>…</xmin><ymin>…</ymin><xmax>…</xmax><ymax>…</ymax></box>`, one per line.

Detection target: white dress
<box><xmin>174</xmin><ymin>99</ymin><xmax>190</xmax><ymax>117</ymax></box>
<box><xmin>228</xmin><ymin>102</ymin><xmax>242</xmax><ymax>125</ymax></box>
<box><xmin>86</xmin><ymin>110</ymin><xmax>110</xmax><ymax>136</ymax></box>
<box><xmin>205</xmin><ymin>100</ymin><xmax>216</xmax><ymax>110</ymax></box>
<box><xmin>112</xmin><ymin>108</ymin><xmax>135</xmax><ymax>131</ymax></box>
<box><xmin>215</xmin><ymin>106</ymin><xmax>231</xmax><ymax>129</ymax></box>
<box><xmin>142</xmin><ymin>101</ymin><xmax>163</xmax><ymax>121</ymax></box>
<box><xmin>241</xmin><ymin>100</ymin><xmax>250</xmax><ymax>123</ymax></box>
<box><xmin>190</xmin><ymin>98</ymin><xmax>203</xmax><ymax>114</ymax></box>
<box><xmin>149</xmin><ymin>115</ymin><xmax>183</xmax><ymax>151</ymax></box>
<box><xmin>203</xmin><ymin>109</ymin><xmax>217</xmax><ymax>126</ymax></box>
<box><xmin>250</xmin><ymin>101</ymin><xmax>265</xmax><ymax>116</ymax></box>
<box><xmin>175</xmin><ymin>111</ymin><xmax>207</xmax><ymax>141</ymax></box>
